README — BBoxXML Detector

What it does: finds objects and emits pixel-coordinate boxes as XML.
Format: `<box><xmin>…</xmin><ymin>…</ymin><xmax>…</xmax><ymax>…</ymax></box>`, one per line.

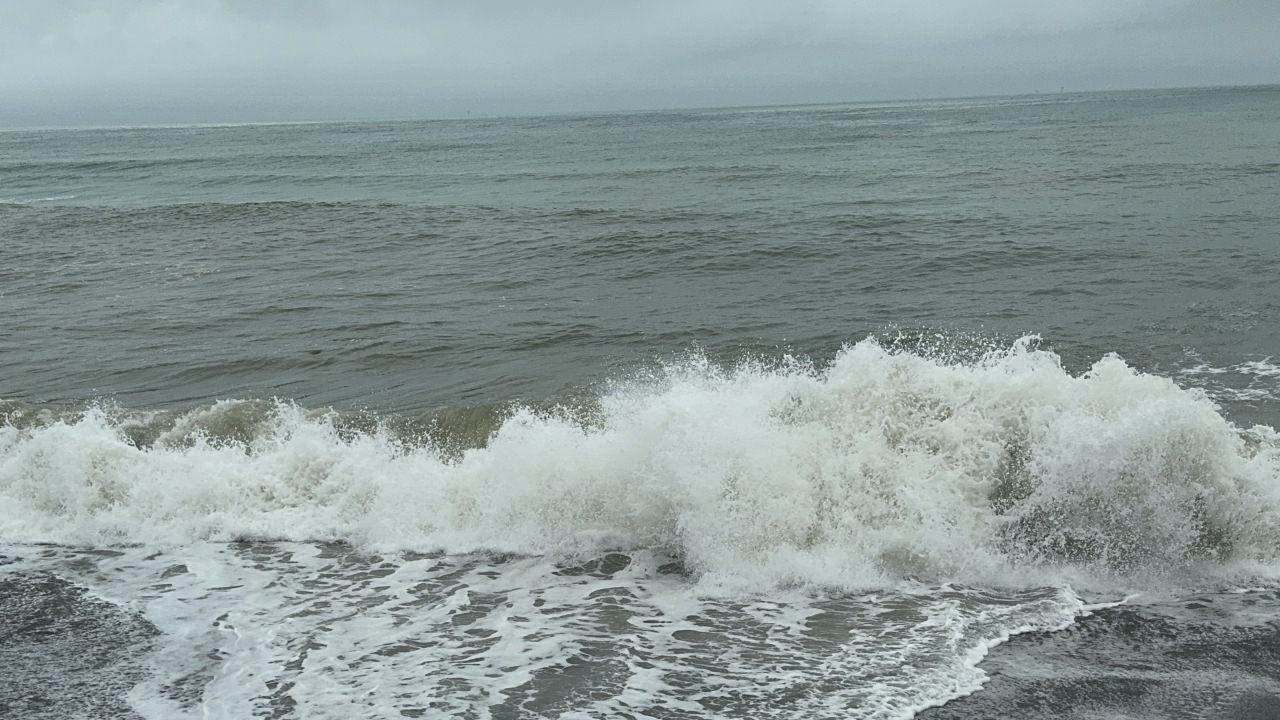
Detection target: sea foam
<box><xmin>3</xmin><ymin>337</ymin><xmax>1278</xmax><ymax>588</ymax></box>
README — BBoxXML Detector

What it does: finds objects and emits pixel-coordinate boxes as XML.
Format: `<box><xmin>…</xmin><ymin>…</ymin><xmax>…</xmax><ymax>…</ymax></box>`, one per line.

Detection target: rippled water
<box><xmin>2</xmin><ymin>85</ymin><xmax>1280</xmax><ymax>718</ymax></box>
<box><xmin>3</xmin><ymin>86</ymin><xmax>1278</xmax><ymax>417</ymax></box>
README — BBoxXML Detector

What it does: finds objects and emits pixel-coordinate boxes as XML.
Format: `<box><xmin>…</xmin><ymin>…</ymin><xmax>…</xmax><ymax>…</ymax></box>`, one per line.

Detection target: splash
<box><xmin>2</xmin><ymin>337</ymin><xmax>1278</xmax><ymax>588</ymax></box>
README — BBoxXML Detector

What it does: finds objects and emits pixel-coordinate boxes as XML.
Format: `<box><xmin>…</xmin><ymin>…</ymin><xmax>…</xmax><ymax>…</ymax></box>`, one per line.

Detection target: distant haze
<box><xmin>2</xmin><ymin>0</ymin><xmax>1278</xmax><ymax>126</ymax></box>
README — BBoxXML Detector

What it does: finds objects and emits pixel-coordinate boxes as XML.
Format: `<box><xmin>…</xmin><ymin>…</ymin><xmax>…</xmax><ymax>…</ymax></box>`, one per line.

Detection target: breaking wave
<box><xmin>3</xmin><ymin>336</ymin><xmax>1279</xmax><ymax>589</ymax></box>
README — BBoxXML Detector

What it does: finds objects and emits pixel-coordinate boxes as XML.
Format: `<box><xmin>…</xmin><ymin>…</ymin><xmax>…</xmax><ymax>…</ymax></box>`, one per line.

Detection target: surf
<box><xmin>2</xmin><ymin>336</ymin><xmax>1277</xmax><ymax>590</ymax></box>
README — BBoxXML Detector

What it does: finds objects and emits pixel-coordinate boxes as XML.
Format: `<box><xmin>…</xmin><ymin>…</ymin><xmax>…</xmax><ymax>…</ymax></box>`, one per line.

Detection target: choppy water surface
<box><xmin>2</xmin><ymin>86</ymin><xmax>1280</xmax><ymax>718</ymax></box>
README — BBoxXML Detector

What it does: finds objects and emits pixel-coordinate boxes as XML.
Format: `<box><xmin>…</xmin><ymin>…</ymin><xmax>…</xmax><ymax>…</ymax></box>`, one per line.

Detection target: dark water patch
<box><xmin>0</xmin><ymin>571</ymin><xmax>158</xmax><ymax>719</ymax></box>
<box><xmin>922</xmin><ymin>593</ymin><xmax>1280</xmax><ymax>720</ymax></box>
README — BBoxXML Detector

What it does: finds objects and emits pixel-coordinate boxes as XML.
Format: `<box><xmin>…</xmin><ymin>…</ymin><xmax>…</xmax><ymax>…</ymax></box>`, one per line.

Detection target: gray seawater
<box><xmin>2</xmin><ymin>85</ymin><xmax>1280</xmax><ymax>718</ymax></box>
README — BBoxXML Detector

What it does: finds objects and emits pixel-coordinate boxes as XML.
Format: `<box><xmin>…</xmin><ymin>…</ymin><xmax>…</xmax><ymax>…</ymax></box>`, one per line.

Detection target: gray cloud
<box><xmin>1</xmin><ymin>0</ymin><xmax>1277</xmax><ymax>126</ymax></box>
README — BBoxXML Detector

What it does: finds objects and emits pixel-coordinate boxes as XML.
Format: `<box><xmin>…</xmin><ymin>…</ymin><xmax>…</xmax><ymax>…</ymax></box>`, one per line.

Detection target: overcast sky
<box><xmin>2</xmin><ymin>0</ymin><xmax>1277</xmax><ymax>126</ymax></box>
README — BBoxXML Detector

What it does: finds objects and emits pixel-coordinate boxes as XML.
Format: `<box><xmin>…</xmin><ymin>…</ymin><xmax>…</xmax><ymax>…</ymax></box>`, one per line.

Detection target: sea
<box><xmin>2</xmin><ymin>85</ymin><xmax>1279</xmax><ymax>719</ymax></box>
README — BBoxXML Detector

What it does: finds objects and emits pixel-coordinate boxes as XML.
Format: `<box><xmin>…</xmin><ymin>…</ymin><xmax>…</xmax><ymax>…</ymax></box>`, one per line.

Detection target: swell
<box><xmin>2</xmin><ymin>337</ymin><xmax>1278</xmax><ymax>590</ymax></box>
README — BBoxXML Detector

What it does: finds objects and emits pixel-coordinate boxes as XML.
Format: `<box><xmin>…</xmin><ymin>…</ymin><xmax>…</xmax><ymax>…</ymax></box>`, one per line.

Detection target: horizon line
<box><xmin>3</xmin><ymin>81</ymin><xmax>1276</xmax><ymax>133</ymax></box>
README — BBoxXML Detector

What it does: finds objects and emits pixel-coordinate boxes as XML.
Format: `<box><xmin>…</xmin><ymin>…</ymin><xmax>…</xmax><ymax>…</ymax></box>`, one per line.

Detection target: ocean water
<box><xmin>2</xmin><ymin>85</ymin><xmax>1279</xmax><ymax>718</ymax></box>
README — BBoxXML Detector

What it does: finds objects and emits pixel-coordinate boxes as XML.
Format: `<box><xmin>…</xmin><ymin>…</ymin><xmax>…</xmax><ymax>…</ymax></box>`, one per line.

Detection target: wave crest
<box><xmin>2</xmin><ymin>337</ymin><xmax>1278</xmax><ymax>588</ymax></box>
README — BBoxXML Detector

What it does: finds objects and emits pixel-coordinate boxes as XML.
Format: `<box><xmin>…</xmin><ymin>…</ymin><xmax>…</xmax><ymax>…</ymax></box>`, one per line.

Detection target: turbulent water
<box><xmin>2</xmin><ymin>86</ymin><xmax>1280</xmax><ymax>719</ymax></box>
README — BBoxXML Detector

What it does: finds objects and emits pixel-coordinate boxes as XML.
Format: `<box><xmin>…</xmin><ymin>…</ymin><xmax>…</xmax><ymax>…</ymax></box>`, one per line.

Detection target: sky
<box><xmin>1</xmin><ymin>0</ymin><xmax>1277</xmax><ymax>127</ymax></box>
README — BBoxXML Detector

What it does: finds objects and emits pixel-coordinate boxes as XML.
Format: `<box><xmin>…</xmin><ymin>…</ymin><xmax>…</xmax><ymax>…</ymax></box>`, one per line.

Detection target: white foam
<box><xmin>1181</xmin><ymin>357</ymin><xmax>1280</xmax><ymax>379</ymax></box>
<box><xmin>0</xmin><ymin>194</ymin><xmax>78</xmax><ymax>204</ymax></box>
<box><xmin>1178</xmin><ymin>355</ymin><xmax>1280</xmax><ymax>402</ymax></box>
<box><xmin>3</xmin><ymin>336</ymin><xmax>1279</xmax><ymax>588</ymax></box>
<box><xmin>4</xmin><ymin>543</ymin><xmax>1100</xmax><ymax>720</ymax></box>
